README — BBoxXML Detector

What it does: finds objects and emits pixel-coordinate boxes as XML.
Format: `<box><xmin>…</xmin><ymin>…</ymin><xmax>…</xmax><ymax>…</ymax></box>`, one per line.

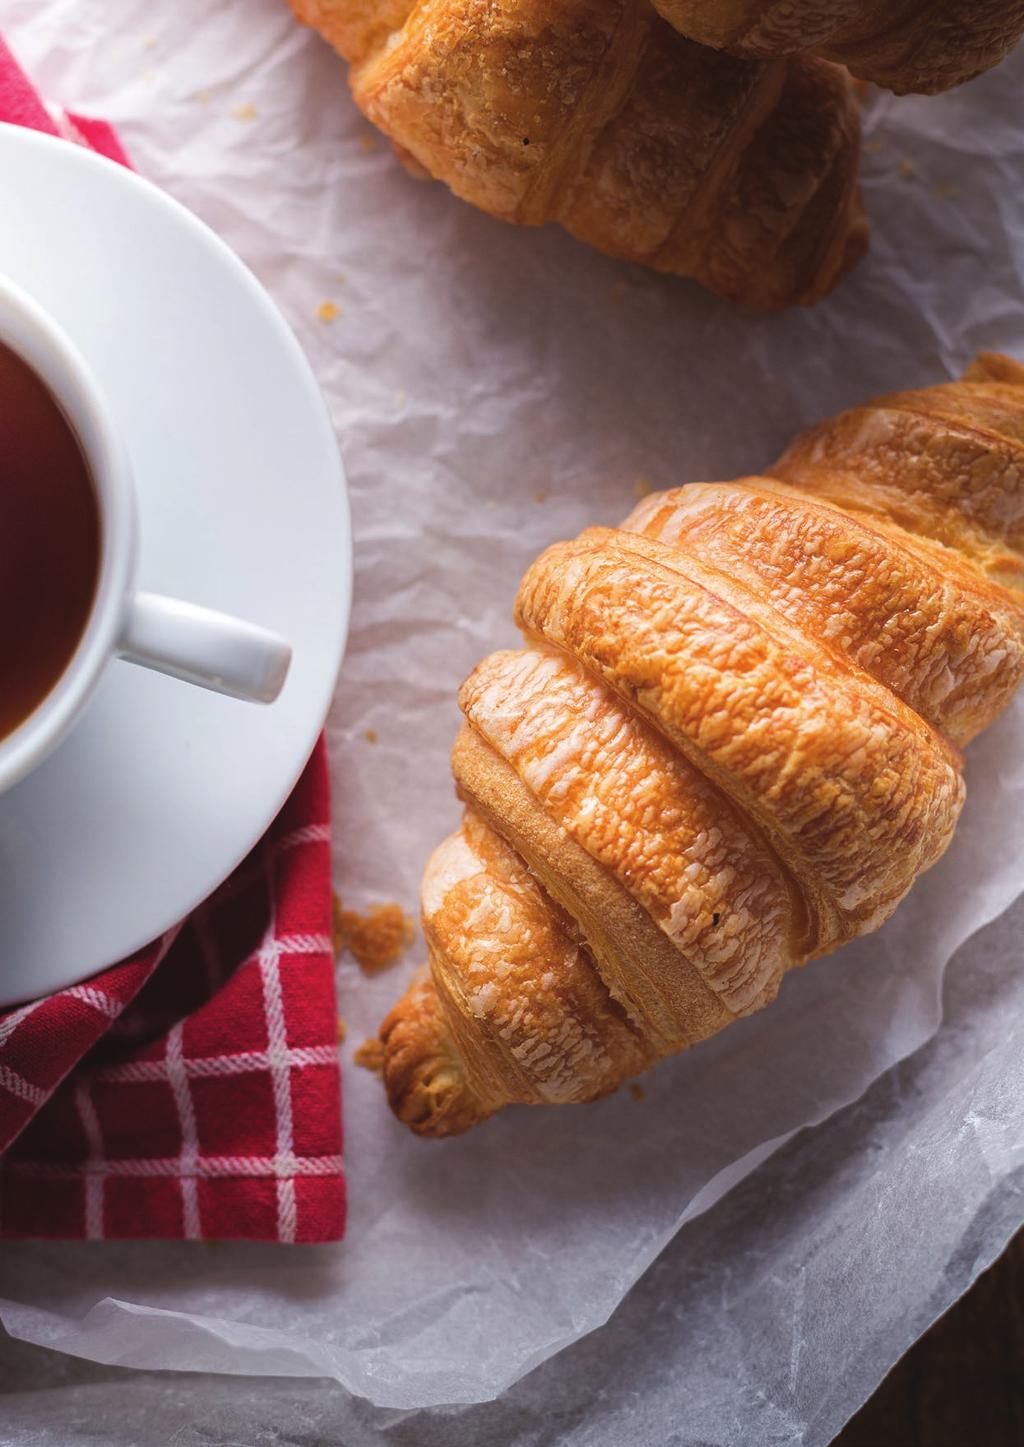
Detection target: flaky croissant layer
<box><xmin>379</xmin><ymin>354</ymin><xmax>1024</xmax><ymax>1137</ymax></box>
<box><xmin>290</xmin><ymin>0</ymin><xmax>867</xmax><ymax>309</ymax></box>
<box><xmin>652</xmin><ymin>0</ymin><xmax>1024</xmax><ymax>95</ymax></box>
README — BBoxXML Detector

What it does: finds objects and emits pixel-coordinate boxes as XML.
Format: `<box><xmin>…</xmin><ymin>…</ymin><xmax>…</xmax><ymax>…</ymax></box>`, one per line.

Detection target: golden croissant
<box><xmin>652</xmin><ymin>0</ymin><xmax>1024</xmax><ymax>94</ymax></box>
<box><xmin>377</xmin><ymin>353</ymin><xmax>1024</xmax><ymax>1137</ymax></box>
<box><xmin>289</xmin><ymin>0</ymin><xmax>866</xmax><ymax>310</ymax></box>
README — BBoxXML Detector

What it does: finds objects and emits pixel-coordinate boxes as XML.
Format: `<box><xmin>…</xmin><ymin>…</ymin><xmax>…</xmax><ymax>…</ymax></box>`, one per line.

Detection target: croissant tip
<box><xmin>379</xmin><ymin>976</ymin><xmax>494</xmax><ymax>1138</ymax></box>
<box><xmin>962</xmin><ymin>352</ymin><xmax>1024</xmax><ymax>386</ymax></box>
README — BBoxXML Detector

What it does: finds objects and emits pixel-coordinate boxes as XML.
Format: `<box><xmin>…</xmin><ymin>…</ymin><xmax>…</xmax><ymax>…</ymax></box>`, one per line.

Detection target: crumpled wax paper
<box><xmin>1</xmin><ymin>898</ymin><xmax>1021</xmax><ymax>1447</ymax></box>
<box><xmin>1</xmin><ymin>0</ymin><xmax>1023</xmax><ymax>1424</ymax></box>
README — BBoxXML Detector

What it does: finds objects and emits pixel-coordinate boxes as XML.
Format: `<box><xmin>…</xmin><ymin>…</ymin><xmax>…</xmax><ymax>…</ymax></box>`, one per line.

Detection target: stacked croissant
<box><xmin>290</xmin><ymin>0</ymin><xmax>1024</xmax><ymax>308</ymax></box>
<box><xmin>366</xmin><ymin>353</ymin><xmax>1024</xmax><ymax>1136</ymax></box>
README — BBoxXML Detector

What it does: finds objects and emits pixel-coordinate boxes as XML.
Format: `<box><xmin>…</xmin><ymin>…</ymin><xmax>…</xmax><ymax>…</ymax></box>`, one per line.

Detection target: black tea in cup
<box><xmin>0</xmin><ymin>340</ymin><xmax>101</xmax><ymax>740</ymax></box>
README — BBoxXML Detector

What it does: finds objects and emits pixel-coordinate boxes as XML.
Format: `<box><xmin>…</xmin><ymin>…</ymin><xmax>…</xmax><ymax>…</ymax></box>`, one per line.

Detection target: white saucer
<box><xmin>0</xmin><ymin>125</ymin><xmax>351</xmax><ymax>1006</ymax></box>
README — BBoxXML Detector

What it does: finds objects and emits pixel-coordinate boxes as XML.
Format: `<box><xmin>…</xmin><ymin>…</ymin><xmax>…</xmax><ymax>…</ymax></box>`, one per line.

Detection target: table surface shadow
<box><xmin>835</xmin><ymin>1227</ymin><xmax>1023</xmax><ymax>1447</ymax></box>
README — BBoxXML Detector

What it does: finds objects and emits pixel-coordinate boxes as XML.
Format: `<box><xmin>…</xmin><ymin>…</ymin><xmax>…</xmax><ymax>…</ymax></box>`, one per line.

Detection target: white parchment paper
<box><xmin>1</xmin><ymin>0</ymin><xmax>1023</xmax><ymax>1423</ymax></box>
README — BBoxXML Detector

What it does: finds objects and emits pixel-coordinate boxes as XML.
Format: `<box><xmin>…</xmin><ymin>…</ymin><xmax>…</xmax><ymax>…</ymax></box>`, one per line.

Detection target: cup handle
<box><xmin>118</xmin><ymin>592</ymin><xmax>292</xmax><ymax>704</ymax></box>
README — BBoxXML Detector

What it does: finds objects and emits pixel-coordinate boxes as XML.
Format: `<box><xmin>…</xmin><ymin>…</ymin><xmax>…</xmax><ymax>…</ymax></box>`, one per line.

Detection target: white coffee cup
<box><xmin>0</xmin><ymin>274</ymin><xmax>293</xmax><ymax>795</ymax></box>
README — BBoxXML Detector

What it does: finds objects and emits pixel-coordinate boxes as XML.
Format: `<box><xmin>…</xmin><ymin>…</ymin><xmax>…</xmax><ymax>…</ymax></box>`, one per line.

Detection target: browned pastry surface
<box><xmin>290</xmin><ymin>0</ymin><xmax>866</xmax><ymax>309</ymax></box>
<box><xmin>652</xmin><ymin>0</ymin><xmax>1024</xmax><ymax>94</ymax></box>
<box><xmin>378</xmin><ymin>354</ymin><xmax>1024</xmax><ymax>1136</ymax></box>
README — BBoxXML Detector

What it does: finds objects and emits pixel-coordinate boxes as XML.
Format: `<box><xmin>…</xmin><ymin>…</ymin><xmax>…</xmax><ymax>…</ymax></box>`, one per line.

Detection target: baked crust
<box><xmin>653</xmin><ymin>0</ymin><xmax>1024</xmax><ymax>95</ymax></box>
<box><xmin>290</xmin><ymin>0</ymin><xmax>866</xmax><ymax>309</ymax></box>
<box><xmin>379</xmin><ymin>355</ymin><xmax>1024</xmax><ymax>1136</ymax></box>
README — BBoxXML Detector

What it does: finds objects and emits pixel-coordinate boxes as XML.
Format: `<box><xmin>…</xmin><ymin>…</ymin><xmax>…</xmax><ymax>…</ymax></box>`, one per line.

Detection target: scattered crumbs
<box><xmin>359</xmin><ymin>130</ymin><xmax>379</xmax><ymax>154</ymax></box>
<box><xmin>534</xmin><ymin>488</ymin><xmax>548</xmax><ymax>504</ymax></box>
<box><xmin>317</xmin><ymin>300</ymin><xmax>341</xmax><ymax>323</ymax></box>
<box><xmin>144</xmin><ymin>35</ymin><xmax>158</xmax><ymax>50</ymax></box>
<box><xmin>334</xmin><ymin>898</ymin><xmax>415</xmax><ymax>973</ymax></box>
<box><xmin>196</xmin><ymin>89</ymin><xmax>212</xmax><ymax>105</ymax></box>
<box><xmin>394</xmin><ymin>389</ymin><xmax>408</xmax><ymax>411</ymax></box>
<box><xmin>364</xmin><ymin>728</ymin><xmax>378</xmax><ymax>744</ymax></box>
<box><xmin>354</xmin><ymin>1037</ymin><xmax>386</xmax><ymax>1076</ymax></box>
<box><xmin>898</xmin><ymin>158</ymin><xmax>916</xmax><ymax>178</ymax></box>
<box><xmin>632</xmin><ymin>475</ymin><xmax>653</xmax><ymax>499</ymax></box>
<box><xmin>863</xmin><ymin>138</ymin><xmax>885</xmax><ymax>156</ymax></box>
<box><xmin>232</xmin><ymin>102</ymin><xmax>258</xmax><ymax>123</ymax></box>
<box><xmin>608</xmin><ymin>280</ymin><xmax>627</xmax><ymax>308</ymax></box>
<box><xmin>933</xmin><ymin>182</ymin><xmax>957</xmax><ymax>201</ymax></box>
<box><xmin>337</xmin><ymin>1016</ymin><xmax>347</xmax><ymax>1044</ymax></box>
<box><xmin>629</xmin><ymin>1083</ymin><xmax>646</xmax><ymax>1102</ymax></box>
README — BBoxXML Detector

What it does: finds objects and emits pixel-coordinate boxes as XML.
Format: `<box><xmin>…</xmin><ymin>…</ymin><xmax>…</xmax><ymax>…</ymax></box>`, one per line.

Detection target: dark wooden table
<box><xmin>836</xmin><ymin>1229</ymin><xmax>1024</xmax><ymax>1446</ymax></box>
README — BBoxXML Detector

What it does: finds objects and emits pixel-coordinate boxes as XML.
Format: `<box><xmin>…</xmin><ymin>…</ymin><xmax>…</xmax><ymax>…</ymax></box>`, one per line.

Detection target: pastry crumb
<box><xmin>195</xmin><ymin>89</ymin><xmax>212</xmax><ymax>105</ymax></box>
<box><xmin>317</xmin><ymin>300</ymin><xmax>341</xmax><ymax>323</ymax></box>
<box><xmin>863</xmin><ymin>138</ymin><xmax>885</xmax><ymax>156</ymax></box>
<box><xmin>334</xmin><ymin>897</ymin><xmax>414</xmax><ymax>972</ymax></box>
<box><xmin>933</xmin><ymin>182</ymin><xmax>957</xmax><ymax>200</ymax></box>
<box><xmin>608</xmin><ymin>280</ymin><xmax>627</xmax><ymax>307</ymax></box>
<box><xmin>233</xmin><ymin>102</ymin><xmax>258</xmax><ymax>122</ymax></box>
<box><xmin>364</xmin><ymin>728</ymin><xmax>378</xmax><ymax>744</ymax></box>
<box><xmin>533</xmin><ymin>488</ymin><xmax>547</xmax><ymax>504</ymax></box>
<box><xmin>632</xmin><ymin>475</ymin><xmax>653</xmax><ymax>499</ymax></box>
<box><xmin>359</xmin><ymin>131</ymin><xmax>379</xmax><ymax>153</ymax></box>
<box><xmin>144</xmin><ymin>35</ymin><xmax>158</xmax><ymax>50</ymax></box>
<box><xmin>898</xmin><ymin>158</ymin><xmax>916</xmax><ymax>178</ymax></box>
<box><xmin>354</xmin><ymin>1037</ymin><xmax>386</xmax><ymax>1075</ymax></box>
<box><xmin>394</xmin><ymin>389</ymin><xmax>407</xmax><ymax>411</ymax></box>
<box><xmin>629</xmin><ymin>1082</ymin><xmax>646</xmax><ymax>1102</ymax></box>
<box><xmin>336</xmin><ymin>1017</ymin><xmax>347</xmax><ymax>1044</ymax></box>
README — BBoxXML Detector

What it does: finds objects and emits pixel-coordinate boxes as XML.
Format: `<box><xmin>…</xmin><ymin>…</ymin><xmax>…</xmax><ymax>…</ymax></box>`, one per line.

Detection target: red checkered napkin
<box><xmin>0</xmin><ymin>39</ymin><xmax>345</xmax><ymax>1243</ymax></box>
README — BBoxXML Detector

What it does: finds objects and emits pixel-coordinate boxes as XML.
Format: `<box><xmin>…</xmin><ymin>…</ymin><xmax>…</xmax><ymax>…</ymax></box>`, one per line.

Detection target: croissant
<box><xmin>651</xmin><ymin>0</ymin><xmax>1024</xmax><ymax>95</ymax></box>
<box><xmin>377</xmin><ymin>353</ymin><xmax>1024</xmax><ymax>1137</ymax></box>
<box><xmin>289</xmin><ymin>0</ymin><xmax>866</xmax><ymax>310</ymax></box>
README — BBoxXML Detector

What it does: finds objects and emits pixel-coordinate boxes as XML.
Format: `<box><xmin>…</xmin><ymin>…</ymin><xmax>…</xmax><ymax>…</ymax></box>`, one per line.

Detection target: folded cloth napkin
<box><xmin>0</xmin><ymin>39</ymin><xmax>345</xmax><ymax>1243</ymax></box>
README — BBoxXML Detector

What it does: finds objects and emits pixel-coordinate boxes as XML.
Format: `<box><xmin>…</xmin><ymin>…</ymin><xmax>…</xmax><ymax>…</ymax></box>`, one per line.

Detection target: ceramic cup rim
<box><xmin>0</xmin><ymin>274</ymin><xmax>137</xmax><ymax>794</ymax></box>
